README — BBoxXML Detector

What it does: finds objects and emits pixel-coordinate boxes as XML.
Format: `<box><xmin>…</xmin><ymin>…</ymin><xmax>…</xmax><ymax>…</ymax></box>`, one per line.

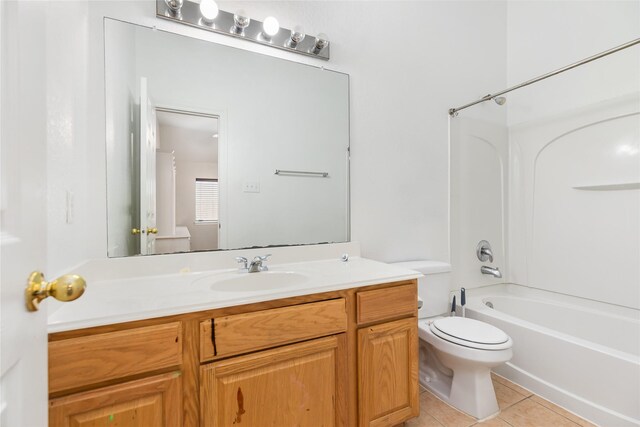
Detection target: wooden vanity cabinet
<box><xmin>48</xmin><ymin>279</ymin><xmax>418</xmax><ymax>427</ymax></box>
<box><xmin>357</xmin><ymin>284</ymin><xmax>420</xmax><ymax>427</ymax></box>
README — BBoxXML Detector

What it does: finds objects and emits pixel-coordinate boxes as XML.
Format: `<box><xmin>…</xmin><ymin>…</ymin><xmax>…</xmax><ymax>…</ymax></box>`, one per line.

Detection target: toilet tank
<box><xmin>391</xmin><ymin>260</ymin><xmax>451</xmax><ymax>319</ymax></box>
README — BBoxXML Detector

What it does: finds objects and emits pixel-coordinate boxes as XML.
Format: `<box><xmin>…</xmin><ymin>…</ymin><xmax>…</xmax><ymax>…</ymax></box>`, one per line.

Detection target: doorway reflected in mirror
<box><xmin>153</xmin><ymin>109</ymin><xmax>219</xmax><ymax>254</ymax></box>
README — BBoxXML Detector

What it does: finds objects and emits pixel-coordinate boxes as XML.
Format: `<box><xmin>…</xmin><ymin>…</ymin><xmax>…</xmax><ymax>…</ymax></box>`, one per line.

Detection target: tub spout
<box><xmin>481</xmin><ymin>265</ymin><xmax>502</xmax><ymax>278</ymax></box>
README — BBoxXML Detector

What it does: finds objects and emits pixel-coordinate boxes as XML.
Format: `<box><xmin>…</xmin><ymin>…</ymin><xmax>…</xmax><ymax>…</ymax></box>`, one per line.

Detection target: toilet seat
<box><xmin>429</xmin><ymin>317</ymin><xmax>512</xmax><ymax>350</ymax></box>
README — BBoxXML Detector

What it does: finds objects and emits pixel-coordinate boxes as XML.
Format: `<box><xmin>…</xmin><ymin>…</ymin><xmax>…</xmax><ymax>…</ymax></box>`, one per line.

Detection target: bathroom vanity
<box><xmin>47</xmin><ymin>256</ymin><xmax>420</xmax><ymax>427</ymax></box>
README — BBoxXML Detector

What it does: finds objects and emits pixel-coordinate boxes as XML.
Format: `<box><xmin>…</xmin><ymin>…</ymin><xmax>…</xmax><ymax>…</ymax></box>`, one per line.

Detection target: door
<box><xmin>358</xmin><ymin>318</ymin><xmax>419</xmax><ymax>427</ymax></box>
<box><xmin>201</xmin><ymin>335</ymin><xmax>346</xmax><ymax>427</ymax></box>
<box><xmin>0</xmin><ymin>2</ymin><xmax>49</xmax><ymax>425</ymax></box>
<box><xmin>139</xmin><ymin>77</ymin><xmax>157</xmax><ymax>255</ymax></box>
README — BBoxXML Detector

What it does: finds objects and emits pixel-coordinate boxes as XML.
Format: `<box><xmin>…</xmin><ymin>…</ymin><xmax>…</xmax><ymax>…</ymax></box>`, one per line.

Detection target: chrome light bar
<box><xmin>156</xmin><ymin>0</ymin><xmax>330</xmax><ymax>61</ymax></box>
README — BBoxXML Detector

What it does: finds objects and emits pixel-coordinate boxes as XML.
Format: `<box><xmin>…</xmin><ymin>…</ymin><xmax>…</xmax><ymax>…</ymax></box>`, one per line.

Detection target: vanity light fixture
<box><xmin>199</xmin><ymin>0</ymin><xmax>219</xmax><ymax>25</ymax></box>
<box><xmin>156</xmin><ymin>0</ymin><xmax>330</xmax><ymax>60</ymax></box>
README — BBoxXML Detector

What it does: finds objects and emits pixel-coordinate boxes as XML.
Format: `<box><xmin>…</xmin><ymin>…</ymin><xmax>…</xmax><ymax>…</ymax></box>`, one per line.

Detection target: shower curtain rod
<box><xmin>449</xmin><ymin>37</ymin><xmax>640</xmax><ymax>117</ymax></box>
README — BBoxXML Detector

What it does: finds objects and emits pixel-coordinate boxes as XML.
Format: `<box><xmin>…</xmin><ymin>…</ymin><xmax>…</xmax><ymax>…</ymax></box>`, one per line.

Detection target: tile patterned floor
<box><xmin>405</xmin><ymin>373</ymin><xmax>597</xmax><ymax>427</ymax></box>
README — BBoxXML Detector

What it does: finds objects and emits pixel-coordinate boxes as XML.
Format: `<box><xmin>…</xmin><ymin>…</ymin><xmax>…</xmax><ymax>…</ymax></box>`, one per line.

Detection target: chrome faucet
<box><xmin>480</xmin><ymin>266</ymin><xmax>502</xmax><ymax>278</ymax></box>
<box><xmin>248</xmin><ymin>254</ymin><xmax>271</xmax><ymax>273</ymax></box>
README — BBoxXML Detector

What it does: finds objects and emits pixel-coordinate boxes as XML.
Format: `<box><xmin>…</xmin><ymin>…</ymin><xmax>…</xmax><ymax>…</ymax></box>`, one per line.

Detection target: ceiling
<box><xmin>156</xmin><ymin>110</ymin><xmax>218</xmax><ymax>163</ymax></box>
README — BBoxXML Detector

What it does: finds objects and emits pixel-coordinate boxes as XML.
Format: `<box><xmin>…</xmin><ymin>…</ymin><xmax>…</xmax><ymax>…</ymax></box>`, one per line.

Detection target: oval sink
<box><xmin>194</xmin><ymin>271</ymin><xmax>310</xmax><ymax>293</ymax></box>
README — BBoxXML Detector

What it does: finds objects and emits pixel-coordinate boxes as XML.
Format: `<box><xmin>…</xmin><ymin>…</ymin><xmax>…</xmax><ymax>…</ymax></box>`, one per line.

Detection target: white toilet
<box><xmin>392</xmin><ymin>261</ymin><xmax>513</xmax><ymax>420</ymax></box>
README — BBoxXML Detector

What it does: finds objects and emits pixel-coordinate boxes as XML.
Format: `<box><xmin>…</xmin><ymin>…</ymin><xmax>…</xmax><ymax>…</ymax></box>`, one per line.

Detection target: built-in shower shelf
<box><xmin>572</xmin><ymin>182</ymin><xmax>640</xmax><ymax>191</ymax></box>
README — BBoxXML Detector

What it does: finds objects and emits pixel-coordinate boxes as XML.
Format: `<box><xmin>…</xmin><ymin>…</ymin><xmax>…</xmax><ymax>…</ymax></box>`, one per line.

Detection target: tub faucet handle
<box><xmin>477</xmin><ymin>240</ymin><xmax>494</xmax><ymax>263</ymax></box>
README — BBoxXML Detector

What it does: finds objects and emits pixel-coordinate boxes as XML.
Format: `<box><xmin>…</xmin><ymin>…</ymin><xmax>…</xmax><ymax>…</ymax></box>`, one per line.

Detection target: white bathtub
<box><xmin>464</xmin><ymin>284</ymin><xmax>640</xmax><ymax>427</ymax></box>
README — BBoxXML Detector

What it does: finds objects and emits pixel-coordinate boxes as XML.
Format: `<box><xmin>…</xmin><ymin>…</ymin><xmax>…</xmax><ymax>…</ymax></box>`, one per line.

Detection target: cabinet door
<box><xmin>358</xmin><ymin>318</ymin><xmax>419</xmax><ymax>427</ymax></box>
<box><xmin>201</xmin><ymin>335</ymin><xmax>346</xmax><ymax>427</ymax></box>
<box><xmin>49</xmin><ymin>372</ymin><xmax>182</xmax><ymax>427</ymax></box>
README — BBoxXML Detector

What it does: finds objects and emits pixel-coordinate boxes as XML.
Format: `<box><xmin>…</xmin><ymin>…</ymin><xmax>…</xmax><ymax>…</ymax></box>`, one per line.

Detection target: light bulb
<box><xmin>199</xmin><ymin>0</ymin><xmax>219</xmax><ymax>24</ymax></box>
<box><xmin>312</xmin><ymin>33</ymin><xmax>329</xmax><ymax>54</ymax></box>
<box><xmin>164</xmin><ymin>0</ymin><xmax>184</xmax><ymax>13</ymax></box>
<box><xmin>232</xmin><ymin>10</ymin><xmax>250</xmax><ymax>34</ymax></box>
<box><xmin>262</xmin><ymin>16</ymin><xmax>280</xmax><ymax>38</ymax></box>
<box><xmin>287</xmin><ymin>25</ymin><xmax>305</xmax><ymax>47</ymax></box>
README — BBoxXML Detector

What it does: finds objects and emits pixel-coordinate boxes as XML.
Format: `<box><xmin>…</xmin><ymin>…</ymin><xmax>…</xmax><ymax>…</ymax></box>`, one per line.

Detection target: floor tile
<box><xmin>491</xmin><ymin>373</ymin><xmax>533</xmax><ymax>397</ymax></box>
<box><xmin>473</xmin><ymin>417</ymin><xmax>513</xmax><ymax>427</ymax></box>
<box><xmin>529</xmin><ymin>395</ymin><xmax>597</xmax><ymax>427</ymax></box>
<box><xmin>406</xmin><ymin>404</ymin><xmax>445</xmax><ymax>427</ymax></box>
<box><xmin>406</xmin><ymin>392</ymin><xmax>445</xmax><ymax>426</ymax></box>
<box><xmin>498</xmin><ymin>399</ymin><xmax>580</xmax><ymax>427</ymax></box>
<box><xmin>493</xmin><ymin>380</ymin><xmax>527</xmax><ymax>410</ymax></box>
<box><xmin>422</xmin><ymin>390</ymin><xmax>476</xmax><ymax>427</ymax></box>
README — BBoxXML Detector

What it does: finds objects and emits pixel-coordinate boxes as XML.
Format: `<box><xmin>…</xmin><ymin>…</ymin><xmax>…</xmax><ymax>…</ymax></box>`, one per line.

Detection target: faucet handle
<box><xmin>235</xmin><ymin>256</ymin><xmax>248</xmax><ymax>270</ymax></box>
<box><xmin>481</xmin><ymin>247</ymin><xmax>494</xmax><ymax>263</ymax></box>
<box><xmin>253</xmin><ymin>254</ymin><xmax>272</xmax><ymax>262</ymax></box>
<box><xmin>476</xmin><ymin>240</ymin><xmax>494</xmax><ymax>263</ymax></box>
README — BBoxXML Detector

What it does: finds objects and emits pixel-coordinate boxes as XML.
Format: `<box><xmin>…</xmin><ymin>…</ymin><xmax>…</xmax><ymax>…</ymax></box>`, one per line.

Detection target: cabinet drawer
<box><xmin>49</xmin><ymin>322</ymin><xmax>182</xmax><ymax>394</ymax></box>
<box><xmin>357</xmin><ymin>283</ymin><xmax>417</xmax><ymax>324</ymax></box>
<box><xmin>200</xmin><ymin>298</ymin><xmax>346</xmax><ymax>361</ymax></box>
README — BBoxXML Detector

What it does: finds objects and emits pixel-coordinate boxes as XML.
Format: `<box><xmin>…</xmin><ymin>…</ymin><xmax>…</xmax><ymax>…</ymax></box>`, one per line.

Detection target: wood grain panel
<box><xmin>201</xmin><ymin>336</ymin><xmax>344</xmax><ymax>427</ymax></box>
<box><xmin>49</xmin><ymin>323</ymin><xmax>182</xmax><ymax>394</ymax></box>
<box><xmin>182</xmin><ymin>319</ymin><xmax>200</xmax><ymax>427</ymax></box>
<box><xmin>357</xmin><ymin>284</ymin><xmax>417</xmax><ymax>324</ymax></box>
<box><xmin>200</xmin><ymin>298</ymin><xmax>346</xmax><ymax>361</ymax></box>
<box><xmin>49</xmin><ymin>371</ymin><xmax>182</xmax><ymax>427</ymax></box>
<box><xmin>358</xmin><ymin>317</ymin><xmax>419</xmax><ymax>427</ymax></box>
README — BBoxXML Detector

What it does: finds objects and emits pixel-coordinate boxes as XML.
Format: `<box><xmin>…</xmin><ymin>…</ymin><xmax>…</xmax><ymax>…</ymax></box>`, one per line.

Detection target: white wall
<box><xmin>506</xmin><ymin>1</ymin><xmax>640</xmax><ymax>307</ymax></box>
<box><xmin>42</xmin><ymin>2</ymin><xmax>92</xmax><ymax>275</ymax></box>
<box><xmin>42</xmin><ymin>0</ymin><xmax>508</xmax><ymax>274</ymax></box>
<box><xmin>506</xmin><ymin>0</ymin><xmax>640</xmax><ymax>126</ymax></box>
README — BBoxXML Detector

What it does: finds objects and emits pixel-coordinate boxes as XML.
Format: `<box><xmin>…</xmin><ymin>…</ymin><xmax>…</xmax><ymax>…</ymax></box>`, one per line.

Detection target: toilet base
<box><xmin>449</xmin><ymin>366</ymin><xmax>499</xmax><ymax>420</ymax></box>
<box><xmin>419</xmin><ymin>337</ymin><xmax>507</xmax><ymax>420</ymax></box>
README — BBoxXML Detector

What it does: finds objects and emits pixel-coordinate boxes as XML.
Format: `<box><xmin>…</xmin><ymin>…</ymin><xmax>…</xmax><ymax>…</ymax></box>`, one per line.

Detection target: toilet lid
<box><xmin>430</xmin><ymin>317</ymin><xmax>512</xmax><ymax>350</ymax></box>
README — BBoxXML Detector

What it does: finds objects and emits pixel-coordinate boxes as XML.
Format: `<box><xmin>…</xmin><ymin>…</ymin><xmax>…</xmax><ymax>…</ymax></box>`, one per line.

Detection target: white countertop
<box><xmin>48</xmin><ymin>257</ymin><xmax>421</xmax><ymax>333</ymax></box>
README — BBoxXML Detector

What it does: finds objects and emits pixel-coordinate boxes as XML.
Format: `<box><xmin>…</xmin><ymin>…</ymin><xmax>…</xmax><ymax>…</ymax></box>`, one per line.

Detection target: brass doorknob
<box><xmin>147</xmin><ymin>227</ymin><xmax>158</xmax><ymax>234</ymax></box>
<box><xmin>25</xmin><ymin>272</ymin><xmax>86</xmax><ymax>312</ymax></box>
<box><xmin>131</xmin><ymin>228</ymin><xmax>142</xmax><ymax>235</ymax></box>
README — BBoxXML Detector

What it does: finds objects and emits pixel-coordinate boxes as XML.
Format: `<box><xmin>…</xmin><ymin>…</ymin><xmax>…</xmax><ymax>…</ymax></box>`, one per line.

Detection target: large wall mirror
<box><xmin>105</xmin><ymin>19</ymin><xmax>350</xmax><ymax>257</ymax></box>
